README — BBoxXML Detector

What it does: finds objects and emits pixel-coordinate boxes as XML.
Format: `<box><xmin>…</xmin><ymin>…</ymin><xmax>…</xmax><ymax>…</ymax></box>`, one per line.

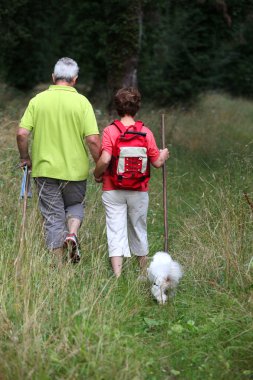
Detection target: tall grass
<box><xmin>0</xmin><ymin>89</ymin><xmax>252</xmax><ymax>379</ymax></box>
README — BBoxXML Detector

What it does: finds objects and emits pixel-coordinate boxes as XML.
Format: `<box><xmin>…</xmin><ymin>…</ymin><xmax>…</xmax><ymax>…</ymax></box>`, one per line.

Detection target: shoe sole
<box><xmin>64</xmin><ymin>239</ymin><xmax>81</xmax><ymax>263</ymax></box>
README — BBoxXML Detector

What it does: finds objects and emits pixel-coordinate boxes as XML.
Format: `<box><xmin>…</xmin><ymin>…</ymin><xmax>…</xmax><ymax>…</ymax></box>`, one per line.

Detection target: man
<box><xmin>17</xmin><ymin>57</ymin><xmax>101</xmax><ymax>264</ymax></box>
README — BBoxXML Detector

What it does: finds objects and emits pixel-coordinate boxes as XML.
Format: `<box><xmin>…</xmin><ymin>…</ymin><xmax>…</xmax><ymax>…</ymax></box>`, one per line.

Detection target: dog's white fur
<box><xmin>147</xmin><ymin>251</ymin><xmax>183</xmax><ymax>304</ymax></box>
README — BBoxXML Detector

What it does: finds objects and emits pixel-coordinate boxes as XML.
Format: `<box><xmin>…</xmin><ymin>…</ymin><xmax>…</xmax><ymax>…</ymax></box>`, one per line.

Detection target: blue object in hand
<box><xmin>19</xmin><ymin>165</ymin><xmax>32</xmax><ymax>199</ymax></box>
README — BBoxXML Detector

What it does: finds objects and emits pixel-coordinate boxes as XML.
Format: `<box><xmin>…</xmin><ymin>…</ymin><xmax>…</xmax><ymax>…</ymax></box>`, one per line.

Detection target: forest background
<box><xmin>1</xmin><ymin>0</ymin><xmax>253</xmax><ymax>105</ymax></box>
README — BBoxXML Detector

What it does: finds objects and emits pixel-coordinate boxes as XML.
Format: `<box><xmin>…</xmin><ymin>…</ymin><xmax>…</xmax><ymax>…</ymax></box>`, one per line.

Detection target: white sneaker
<box><xmin>64</xmin><ymin>233</ymin><xmax>81</xmax><ymax>263</ymax></box>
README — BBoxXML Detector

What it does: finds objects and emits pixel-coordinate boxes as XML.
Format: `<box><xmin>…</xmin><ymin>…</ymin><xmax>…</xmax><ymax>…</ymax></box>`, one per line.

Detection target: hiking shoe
<box><xmin>64</xmin><ymin>233</ymin><xmax>81</xmax><ymax>263</ymax></box>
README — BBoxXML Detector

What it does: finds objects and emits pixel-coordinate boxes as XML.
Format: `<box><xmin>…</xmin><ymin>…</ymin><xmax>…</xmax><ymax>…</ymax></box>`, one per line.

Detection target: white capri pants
<box><xmin>102</xmin><ymin>190</ymin><xmax>149</xmax><ymax>257</ymax></box>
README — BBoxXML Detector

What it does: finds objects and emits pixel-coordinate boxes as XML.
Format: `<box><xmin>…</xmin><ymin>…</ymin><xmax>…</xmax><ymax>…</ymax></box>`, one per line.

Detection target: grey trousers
<box><xmin>35</xmin><ymin>177</ymin><xmax>86</xmax><ymax>249</ymax></box>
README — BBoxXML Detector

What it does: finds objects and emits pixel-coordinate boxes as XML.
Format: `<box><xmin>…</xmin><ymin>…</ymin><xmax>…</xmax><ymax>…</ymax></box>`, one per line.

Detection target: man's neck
<box><xmin>54</xmin><ymin>80</ymin><xmax>73</xmax><ymax>87</ymax></box>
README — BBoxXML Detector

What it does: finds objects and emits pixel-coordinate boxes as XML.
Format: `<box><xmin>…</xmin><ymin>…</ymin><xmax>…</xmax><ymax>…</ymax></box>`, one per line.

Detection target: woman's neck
<box><xmin>120</xmin><ymin>115</ymin><xmax>135</xmax><ymax>126</ymax></box>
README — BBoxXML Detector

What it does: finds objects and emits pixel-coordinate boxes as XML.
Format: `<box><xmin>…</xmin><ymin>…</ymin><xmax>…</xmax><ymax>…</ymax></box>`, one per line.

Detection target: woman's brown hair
<box><xmin>114</xmin><ymin>87</ymin><xmax>141</xmax><ymax>117</ymax></box>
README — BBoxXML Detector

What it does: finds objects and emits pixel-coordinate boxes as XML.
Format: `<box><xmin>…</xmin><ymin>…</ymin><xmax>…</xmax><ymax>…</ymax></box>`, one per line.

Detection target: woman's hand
<box><xmin>94</xmin><ymin>174</ymin><xmax>103</xmax><ymax>183</ymax></box>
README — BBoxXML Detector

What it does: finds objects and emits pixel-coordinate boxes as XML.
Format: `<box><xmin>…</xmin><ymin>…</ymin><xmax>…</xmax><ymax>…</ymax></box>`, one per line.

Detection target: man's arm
<box><xmin>85</xmin><ymin>134</ymin><xmax>101</xmax><ymax>163</ymax></box>
<box><xmin>93</xmin><ymin>150</ymin><xmax>111</xmax><ymax>181</ymax></box>
<box><xmin>16</xmin><ymin>127</ymin><xmax>32</xmax><ymax>168</ymax></box>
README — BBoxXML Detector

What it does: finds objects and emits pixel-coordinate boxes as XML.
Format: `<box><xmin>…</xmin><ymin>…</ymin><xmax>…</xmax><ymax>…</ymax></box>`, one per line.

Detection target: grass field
<box><xmin>0</xmin><ymin>86</ymin><xmax>252</xmax><ymax>379</ymax></box>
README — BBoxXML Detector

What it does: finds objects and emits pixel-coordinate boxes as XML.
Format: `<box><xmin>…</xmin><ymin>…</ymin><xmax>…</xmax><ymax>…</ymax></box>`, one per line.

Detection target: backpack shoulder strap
<box><xmin>125</xmin><ymin>120</ymin><xmax>146</xmax><ymax>137</ymax></box>
<box><xmin>112</xmin><ymin>119</ymin><xmax>146</xmax><ymax>137</ymax></box>
<box><xmin>134</xmin><ymin>120</ymin><xmax>144</xmax><ymax>132</ymax></box>
<box><xmin>112</xmin><ymin>119</ymin><xmax>127</xmax><ymax>134</ymax></box>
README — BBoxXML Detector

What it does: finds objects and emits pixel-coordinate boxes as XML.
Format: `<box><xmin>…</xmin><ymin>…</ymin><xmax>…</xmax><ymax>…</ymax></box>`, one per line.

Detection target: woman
<box><xmin>94</xmin><ymin>87</ymin><xmax>169</xmax><ymax>277</ymax></box>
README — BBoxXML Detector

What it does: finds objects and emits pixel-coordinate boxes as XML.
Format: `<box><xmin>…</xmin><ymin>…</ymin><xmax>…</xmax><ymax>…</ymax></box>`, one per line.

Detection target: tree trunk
<box><xmin>105</xmin><ymin>0</ymin><xmax>142</xmax><ymax>113</ymax></box>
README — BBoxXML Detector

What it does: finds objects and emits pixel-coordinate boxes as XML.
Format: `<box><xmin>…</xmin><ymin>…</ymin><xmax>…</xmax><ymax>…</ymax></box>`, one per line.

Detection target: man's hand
<box><xmin>20</xmin><ymin>157</ymin><xmax>32</xmax><ymax>169</ymax></box>
<box><xmin>17</xmin><ymin>127</ymin><xmax>32</xmax><ymax>169</ymax></box>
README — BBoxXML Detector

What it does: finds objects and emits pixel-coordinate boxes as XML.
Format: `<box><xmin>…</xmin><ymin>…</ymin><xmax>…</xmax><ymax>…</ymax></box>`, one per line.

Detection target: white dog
<box><xmin>147</xmin><ymin>252</ymin><xmax>183</xmax><ymax>304</ymax></box>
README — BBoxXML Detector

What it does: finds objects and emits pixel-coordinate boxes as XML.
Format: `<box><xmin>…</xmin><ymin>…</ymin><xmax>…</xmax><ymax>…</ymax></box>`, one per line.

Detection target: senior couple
<box><xmin>17</xmin><ymin>57</ymin><xmax>169</xmax><ymax>276</ymax></box>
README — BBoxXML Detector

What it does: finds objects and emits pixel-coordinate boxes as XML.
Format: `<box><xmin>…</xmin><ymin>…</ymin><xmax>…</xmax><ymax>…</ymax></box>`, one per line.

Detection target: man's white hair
<box><xmin>53</xmin><ymin>57</ymin><xmax>79</xmax><ymax>83</ymax></box>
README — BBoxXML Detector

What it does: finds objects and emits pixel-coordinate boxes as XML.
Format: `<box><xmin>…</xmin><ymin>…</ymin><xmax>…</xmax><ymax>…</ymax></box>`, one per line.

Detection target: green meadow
<box><xmin>0</xmin><ymin>87</ymin><xmax>252</xmax><ymax>379</ymax></box>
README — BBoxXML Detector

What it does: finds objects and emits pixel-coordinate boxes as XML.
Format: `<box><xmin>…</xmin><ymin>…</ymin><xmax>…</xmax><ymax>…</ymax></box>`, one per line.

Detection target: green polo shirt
<box><xmin>20</xmin><ymin>85</ymin><xmax>99</xmax><ymax>180</ymax></box>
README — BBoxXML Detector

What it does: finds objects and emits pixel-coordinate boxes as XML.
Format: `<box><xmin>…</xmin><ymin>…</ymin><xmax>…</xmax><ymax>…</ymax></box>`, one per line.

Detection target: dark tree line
<box><xmin>1</xmin><ymin>0</ymin><xmax>253</xmax><ymax>105</ymax></box>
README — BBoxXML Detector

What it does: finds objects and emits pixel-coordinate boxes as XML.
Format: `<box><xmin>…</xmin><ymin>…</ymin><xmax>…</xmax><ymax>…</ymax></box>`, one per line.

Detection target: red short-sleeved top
<box><xmin>101</xmin><ymin>122</ymin><xmax>160</xmax><ymax>191</ymax></box>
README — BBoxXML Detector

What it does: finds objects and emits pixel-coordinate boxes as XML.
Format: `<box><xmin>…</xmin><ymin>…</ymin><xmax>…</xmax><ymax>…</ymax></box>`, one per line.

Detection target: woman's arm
<box><xmin>93</xmin><ymin>150</ymin><xmax>112</xmax><ymax>181</ymax></box>
<box><xmin>151</xmin><ymin>148</ymin><xmax>169</xmax><ymax>168</ymax></box>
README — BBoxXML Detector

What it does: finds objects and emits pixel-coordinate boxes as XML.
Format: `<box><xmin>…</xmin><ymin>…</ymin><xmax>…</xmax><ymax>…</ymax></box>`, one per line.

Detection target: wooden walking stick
<box><xmin>161</xmin><ymin>114</ymin><xmax>168</xmax><ymax>252</ymax></box>
<box><xmin>243</xmin><ymin>191</ymin><xmax>253</xmax><ymax>214</ymax></box>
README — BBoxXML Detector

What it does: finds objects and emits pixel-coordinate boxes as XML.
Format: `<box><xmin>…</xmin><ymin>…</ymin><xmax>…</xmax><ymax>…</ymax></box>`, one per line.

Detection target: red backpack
<box><xmin>109</xmin><ymin>119</ymin><xmax>150</xmax><ymax>190</ymax></box>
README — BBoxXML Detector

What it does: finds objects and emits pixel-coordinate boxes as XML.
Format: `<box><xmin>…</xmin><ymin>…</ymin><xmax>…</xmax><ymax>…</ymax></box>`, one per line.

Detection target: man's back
<box><xmin>20</xmin><ymin>85</ymin><xmax>99</xmax><ymax>180</ymax></box>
